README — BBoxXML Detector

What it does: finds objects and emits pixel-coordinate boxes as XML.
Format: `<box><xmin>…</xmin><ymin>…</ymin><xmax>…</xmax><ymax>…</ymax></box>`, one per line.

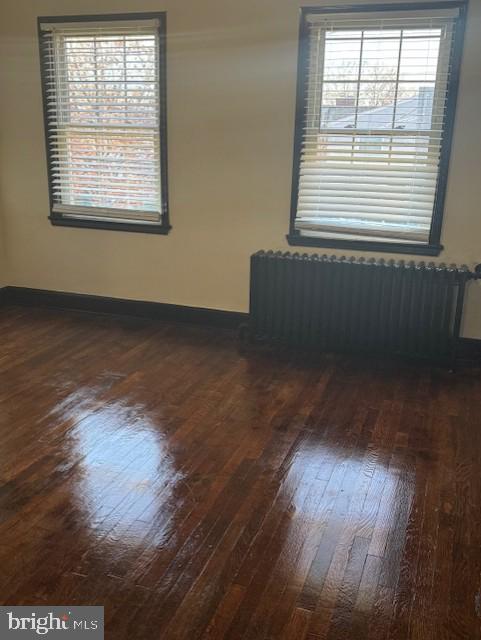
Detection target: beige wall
<box><xmin>0</xmin><ymin>185</ymin><xmax>7</xmax><ymax>287</ymax></box>
<box><xmin>0</xmin><ymin>0</ymin><xmax>480</xmax><ymax>336</ymax></box>
<box><xmin>0</xmin><ymin>218</ymin><xmax>6</xmax><ymax>288</ymax></box>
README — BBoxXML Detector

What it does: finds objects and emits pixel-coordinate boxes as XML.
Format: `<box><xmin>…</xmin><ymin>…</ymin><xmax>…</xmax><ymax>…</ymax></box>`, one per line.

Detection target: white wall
<box><xmin>0</xmin><ymin>0</ymin><xmax>480</xmax><ymax>336</ymax></box>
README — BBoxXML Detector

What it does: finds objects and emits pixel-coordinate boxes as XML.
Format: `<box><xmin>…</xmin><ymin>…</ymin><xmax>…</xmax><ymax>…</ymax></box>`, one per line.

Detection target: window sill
<box><xmin>286</xmin><ymin>233</ymin><xmax>443</xmax><ymax>257</ymax></box>
<box><xmin>49</xmin><ymin>216</ymin><xmax>171</xmax><ymax>235</ymax></box>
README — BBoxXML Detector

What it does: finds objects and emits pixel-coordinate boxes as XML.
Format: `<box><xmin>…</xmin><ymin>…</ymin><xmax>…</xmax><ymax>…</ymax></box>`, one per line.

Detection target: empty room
<box><xmin>0</xmin><ymin>0</ymin><xmax>480</xmax><ymax>638</ymax></box>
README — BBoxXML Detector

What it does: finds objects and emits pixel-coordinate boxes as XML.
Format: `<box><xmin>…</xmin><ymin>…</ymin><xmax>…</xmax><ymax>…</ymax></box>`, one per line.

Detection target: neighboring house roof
<box><xmin>326</xmin><ymin>87</ymin><xmax>434</xmax><ymax>130</ymax></box>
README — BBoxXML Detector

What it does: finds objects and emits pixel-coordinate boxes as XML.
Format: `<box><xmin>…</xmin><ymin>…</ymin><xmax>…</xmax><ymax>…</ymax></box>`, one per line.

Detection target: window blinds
<box><xmin>294</xmin><ymin>7</ymin><xmax>461</xmax><ymax>245</ymax></box>
<box><xmin>39</xmin><ymin>19</ymin><xmax>163</xmax><ymax>224</ymax></box>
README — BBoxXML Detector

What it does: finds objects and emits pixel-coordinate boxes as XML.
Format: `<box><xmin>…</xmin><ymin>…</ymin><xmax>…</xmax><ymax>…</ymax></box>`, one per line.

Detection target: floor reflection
<box><xmin>64</xmin><ymin>395</ymin><xmax>182</xmax><ymax>550</ymax></box>
<box><xmin>282</xmin><ymin>440</ymin><xmax>414</xmax><ymax>592</ymax></box>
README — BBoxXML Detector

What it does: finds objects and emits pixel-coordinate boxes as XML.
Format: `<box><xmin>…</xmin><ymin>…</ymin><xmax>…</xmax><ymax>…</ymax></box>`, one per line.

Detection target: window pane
<box><xmin>63</xmin><ymin>35</ymin><xmax>158</xmax><ymax>128</ymax></box>
<box><xmin>326</xmin><ymin>29</ymin><xmax>363</xmax><ymax>40</ymax></box>
<box><xmin>61</xmin><ymin>130</ymin><xmax>159</xmax><ymax>211</ymax></box>
<box><xmin>357</xmin><ymin>82</ymin><xmax>396</xmax><ymax>129</ymax></box>
<box><xmin>363</xmin><ymin>29</ymin><xmax>401</xmax><ymax>39</ymax></box>
<box><xmin>399</xmin><ymin>34</ymin><xmax>441</xmax><ymax>81</ymax></box>
<box><xmin>402</xmin><ymin>28</ymin><xmax>443</xmax><ymax>38</ymax></box>
<box><xmin>394</xmin><ymin>82</ymin><xmax>435</xmax><ymax>129</ymax></box>
<box><xmin>323</xmin><ymin>37</ymin><xmax>361</xmax><ymax>81</ymax></box>
<box><xmin>320</xmin><ymin>82</ymin><xmax>358</xmax><ymax>128</ymax></box>
<box><xmin>361</xmin><ymin>37</ymin><xmax>400</xmax><ymax>80</ymax></box>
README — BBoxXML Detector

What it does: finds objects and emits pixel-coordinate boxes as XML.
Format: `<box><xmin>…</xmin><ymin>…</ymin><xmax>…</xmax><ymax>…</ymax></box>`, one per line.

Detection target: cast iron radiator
<box><xmin>248</xmin><ymin>251</ymin><xmax>476</xmax><ymax>361</ymax></box>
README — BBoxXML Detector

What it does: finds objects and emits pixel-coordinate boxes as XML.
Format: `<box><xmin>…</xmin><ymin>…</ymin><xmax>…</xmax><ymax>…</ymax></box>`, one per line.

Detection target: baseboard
<box><xmin>458</xmin><ymin>337</ymin><xmax>481</xmax><ymax>360</ymax></box>
<box><xmin>1</xmin><ymin>286</ymin><xmax>479</xmax><ymax>356</ymax></box>
<box><xmin>2</xmin><ymin>286</ymin><xmax>248</xmax><ymax>330</ymax></box>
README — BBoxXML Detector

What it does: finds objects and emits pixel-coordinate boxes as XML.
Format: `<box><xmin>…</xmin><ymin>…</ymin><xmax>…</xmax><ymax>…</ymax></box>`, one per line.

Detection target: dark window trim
<box><xmin>287</xmin><ymin>1</ymin><xmax>468</xmax><ymax>256</ymax></box>
<box><xmin>37</xmin><ymin>12</ymin><xmax>171</xmax><ymax>235</ymax></box>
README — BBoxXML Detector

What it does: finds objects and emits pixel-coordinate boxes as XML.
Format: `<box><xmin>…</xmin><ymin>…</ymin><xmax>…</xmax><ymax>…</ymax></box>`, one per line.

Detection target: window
<box><xmin>288</xmin><ymin>2</ymin><xmax>467</xmax><ymax>255</ymax></box>
<box><xmin>38</xmin><ymin>13</ymin><xmax>169</xmax><ymax>234</ymax></box>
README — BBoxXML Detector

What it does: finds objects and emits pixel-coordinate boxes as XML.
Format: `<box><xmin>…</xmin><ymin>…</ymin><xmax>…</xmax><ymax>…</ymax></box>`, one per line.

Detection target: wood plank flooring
<box><xmin>0</xmin><ymin>304</ymin><xmax>480</xmax><ymax>639</ymax></box>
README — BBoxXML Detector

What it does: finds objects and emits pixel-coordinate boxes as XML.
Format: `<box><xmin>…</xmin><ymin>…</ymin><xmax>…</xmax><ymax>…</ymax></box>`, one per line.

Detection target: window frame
<box><xmin>287</xmin><ymin>1</ymin><xmax>467</xmax><ymax>256</ymax></box>
<box><xmin>38</xmin><ymin>12</ymin><xmax>170</xmax><ymax>235</ymax></box>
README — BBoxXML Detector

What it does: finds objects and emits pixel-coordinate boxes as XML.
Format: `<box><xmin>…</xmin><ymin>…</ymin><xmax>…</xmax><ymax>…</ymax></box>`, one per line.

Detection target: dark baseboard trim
<box><xmin>458</xmin><ymin>337</ymin><xmax>481</xmax><ymax>361</ymax></box>
<box><xmin>1</xmin><ymin>286</ymin><xmax>479</xmax><ymax>357</ymax></box>
<box><xmin>2</xmin><ymin>286</ymin><xmax>248</xmax><ymax>330</ymax></box>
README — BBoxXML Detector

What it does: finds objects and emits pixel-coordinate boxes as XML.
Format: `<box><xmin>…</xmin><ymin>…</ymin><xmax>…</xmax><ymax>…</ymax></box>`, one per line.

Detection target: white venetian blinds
<box><xmin>295</xmin><ymin>7</ymin><xmax>460</xmax><ymax>244</ymax></box>
<box><xmin>39</xmin><ymin>19</ymin><xmax>163</xmax><ymax>224</ymax></box>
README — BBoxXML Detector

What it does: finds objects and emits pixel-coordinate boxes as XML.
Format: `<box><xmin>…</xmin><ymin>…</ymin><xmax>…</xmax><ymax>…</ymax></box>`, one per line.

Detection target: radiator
<box><xmin>248</xmin><ymin>251</ymin><xmax>475</xmax><ymax>361</ymax></box>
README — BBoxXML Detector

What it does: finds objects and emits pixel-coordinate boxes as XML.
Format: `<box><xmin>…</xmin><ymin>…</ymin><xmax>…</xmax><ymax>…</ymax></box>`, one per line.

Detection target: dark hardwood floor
<box><xmin>0</xmin><ymin>304</ymin><xmax>480</xmax><ymax>639</ymax></box>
